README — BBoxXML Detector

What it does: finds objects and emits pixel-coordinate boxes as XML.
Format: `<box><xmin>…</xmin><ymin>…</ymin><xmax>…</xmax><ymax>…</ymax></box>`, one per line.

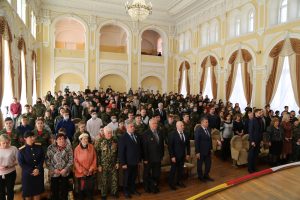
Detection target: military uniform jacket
<box><xmin>18</xmin><ymin>143</ymin><xmax>45</xmax><ymax>176</ymax></box>
<box><xmin>33</xmin><ymin>129</ymin><xmax>51</xmax><ymax>152</ymax></box>
<box><xmin>95</xmin><ymin>138</ymin><xmax>118</xmax><ymax>168</ymax></box>
<box><xmin>0</xmin><ymin>128</ymin><xmax>20</xmax><ymax>148</ymax></box>
<box><xmin>18</xmin><ymin>143</ymin><xmax>45</xmax><ymax>197</ymax></box>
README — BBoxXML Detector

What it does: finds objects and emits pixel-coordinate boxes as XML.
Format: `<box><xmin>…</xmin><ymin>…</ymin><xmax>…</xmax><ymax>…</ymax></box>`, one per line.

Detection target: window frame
<box><xmin>279</xmin><ymin>0</ymin><xmax>288</xmax><ymax>23</ymax></box>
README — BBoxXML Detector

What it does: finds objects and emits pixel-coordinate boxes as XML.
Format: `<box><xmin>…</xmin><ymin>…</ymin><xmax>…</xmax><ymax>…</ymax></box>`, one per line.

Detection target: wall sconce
<box><xmin>256</xmin><ymin>50</ymin><xmax>262</xmax><ymax>54</ymax></box>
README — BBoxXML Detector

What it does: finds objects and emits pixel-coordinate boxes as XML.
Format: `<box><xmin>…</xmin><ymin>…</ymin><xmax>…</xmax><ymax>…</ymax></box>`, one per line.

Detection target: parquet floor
<box><xmin>15</xmin><ymin>155</ymin><xmax>270</xmax><ymax>200</ymax></box>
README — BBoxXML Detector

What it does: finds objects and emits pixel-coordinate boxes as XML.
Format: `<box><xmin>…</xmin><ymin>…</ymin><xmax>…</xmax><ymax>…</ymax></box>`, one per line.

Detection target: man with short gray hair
<box><xmin>118</xmin><ymin>122</ymin><xmax>141</xmax><ymax>198</ymax></box>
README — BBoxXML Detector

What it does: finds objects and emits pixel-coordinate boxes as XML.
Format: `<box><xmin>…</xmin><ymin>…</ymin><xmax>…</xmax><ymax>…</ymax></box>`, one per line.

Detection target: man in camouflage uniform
<box><xmin>95</xmin><ymin>126</ymin><xmax>119</xmax><ymax>200</ymax></box>
<box><xmin>183</xmin><ymin>113</ymin><xmax>194</xmax><ymax>140</ymax></box>
<box><xmin>0</xmin><ymin>117</ymin><xmax>21</xmax><ymax>147</ymax></box>
<box><xmin>17</xmin><ymin>104</ymin><xmax>36</xmax><ymax>128</ymax></box>
<box><xmin>33</xmin><ymin>98</ymin><xmax>47</xmax><ymax>118</ymax></box>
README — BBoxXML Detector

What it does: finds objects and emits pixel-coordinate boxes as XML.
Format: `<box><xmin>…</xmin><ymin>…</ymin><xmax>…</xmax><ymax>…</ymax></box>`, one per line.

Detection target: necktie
<box><xmin>153</xmin><ymin>130</ymin><xmax>159</xmax><ymax>143</ymax></box>
<box><xmin>131</xmin><ymin>134</ymin><xmax>137</xmax><ymax>143</ymax></box>
<box><xmin>205</xmin><ymin>129</ymin><xmax>210</xmax><ymax>137</ymax></box>
<box><xmin>180</xmin><ymin>132</ymin><xmax>184</xmax><ymax>142</ymax></box>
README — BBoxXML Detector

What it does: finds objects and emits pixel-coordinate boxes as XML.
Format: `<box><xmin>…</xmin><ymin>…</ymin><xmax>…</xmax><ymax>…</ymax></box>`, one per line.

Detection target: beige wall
<box><xmin>2</xmin><ymin>0</ymin><xmax>300</xmax><ymax>110</ymax></box>
<box><xmin>141</xmin><ymin>76</ymin><xmax>162</xmax><ymax>92</ymax></box>
<box><xmin>99</xmin><ymin>74</ymin><xmax>126</xmax><ymax>93</ymax></box>
<box><xmin>55</xmin><ymin>73</ymin><xmax>84</xmax><ymax>91</ymax></box>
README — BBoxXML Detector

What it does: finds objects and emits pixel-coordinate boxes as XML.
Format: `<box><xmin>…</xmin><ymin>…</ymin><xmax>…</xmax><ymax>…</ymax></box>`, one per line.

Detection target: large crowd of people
<box><xmin>0</xmin><ymin>86</ymin><xmax>300</xmax><ymax>200</ymax></box>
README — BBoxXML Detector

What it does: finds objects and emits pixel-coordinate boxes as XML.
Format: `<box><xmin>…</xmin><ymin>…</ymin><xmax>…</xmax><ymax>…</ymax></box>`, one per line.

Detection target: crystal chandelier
<box><xmin>125</xmin><ymin>0</ymin><xmax>152</xmax><ymax>22</ymax></box>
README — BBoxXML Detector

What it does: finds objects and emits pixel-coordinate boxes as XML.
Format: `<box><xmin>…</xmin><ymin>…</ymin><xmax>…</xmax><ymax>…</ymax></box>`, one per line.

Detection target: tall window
<box><xmin>20</xmin><ymin>50</ymin><xmax>27</xmax><ymax>106</ymax></box>
<box><xmin>31</xmin><ymin>11</ymin><xmax>36</xmax><ymax>38</ymax></box>
<box><xmin>32</xmin><ymin>55</ymin><xmax>37</xmax><ymax>104</ymax></box>
<box><xmin>180</xmin><ymin>68</ymin><xmax>187</xmax><ymax>97</ymax></box>
<box><xmin>248</xmin><ymin>10</ymin><xmax>254</xmax><ymax>32</ymax></box>
<box><xmin>271</xmin><ymin>57</ymin><xmax>298</xmax><ymax>112</ymax></box>
<box><xmin>229</xmin><ymin>63</ymin><xmax>247</xmax><ymax>111</ymax></box>
<box><xmin>179</xmin><ymin>34</ymin><xmax>184</xmax><ymax>52</ymax></box>
<box><xmin>203</xmin><ymin>67</ymin><xmax>213</xmax><ymax>99</ymax></box>
<box><xmin>17</xmin><ymin>0</ymin><xmax>26</xmax><ymax>24</ymax></box>
<box><xmin>1</xmin><ymin>39</ymin><xmax>14</xmax><ymax>116</ymax></box>
<box><xmin>235</xmin><ymin>17</ymin><xmax>241</xmax><ymax>36</ymax></box>
<box><xmin>279</xmin><ymin>0</ymin><xmax>288</xmax><ymax>23</ymax></box>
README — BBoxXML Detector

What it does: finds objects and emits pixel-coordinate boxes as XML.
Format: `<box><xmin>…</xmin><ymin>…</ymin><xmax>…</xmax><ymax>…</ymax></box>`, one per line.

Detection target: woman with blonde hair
<box><xmin>281</xmin><ymin>113</ymin><xmax>292</xmax><ymax>162</ymax></box>
<box><xmin>0</xmin><ymin>134</ymin><xmax>18</xmax><ymax>200</ymax></box>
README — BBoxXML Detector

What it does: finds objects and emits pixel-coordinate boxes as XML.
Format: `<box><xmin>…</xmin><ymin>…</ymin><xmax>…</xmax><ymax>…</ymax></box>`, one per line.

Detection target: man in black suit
<box><xmin>155</xmin><ymin>103</ymin><xmax>167</xmax><ymax>124</ymax></box>
<box><xmin>248</xmin><ymin>109</ymin><xmax>263</xmax><ymax>173</ymax></box>
<box><xmin>118</xmin><ymin>122</ymin><xmax>141</xmax><ymax>198</ymax></box>
<box><xmin>194</xmin><ymin>117</ymin><xmax>214</xmax><ymax>182</ymax></box>
<box><xmin>168</xmin><ymin>121</ymin><xmax>190</xmax><ymax>190</ymax></box>
<box><xmin>142</xmin><ymin>118</ymin><xmax>164</xmax><ymax>193</ymax></box>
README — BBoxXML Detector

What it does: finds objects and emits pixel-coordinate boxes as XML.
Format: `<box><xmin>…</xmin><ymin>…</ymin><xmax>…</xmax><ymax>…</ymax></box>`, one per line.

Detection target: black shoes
<box><xmin>177</xmin><ymin>182</ymin><xmax>186</xmax><ymax>188</ymax></box>
<box><xmin>124</xmin><ymin>193</ymin><xmax>132</xmax><ymax>199</ymax></box>
<box><xmin>132</xmin><ymin>190</ymin><xmax>141</xmax><ymax>196</ymax></box>
<box><xmin>204</xmin><ymin>176</ymin><xmax>214</xmax><ymax>182</ymax></box>
<box><xmin>198</xmin><ymin>177</ymin><xmax>206</xmax><ymax>182</ymax></box>
<box><xmin>169</xmin><ymin>184</ymin><xmax>177</xmax><ymax>190</ymax></box>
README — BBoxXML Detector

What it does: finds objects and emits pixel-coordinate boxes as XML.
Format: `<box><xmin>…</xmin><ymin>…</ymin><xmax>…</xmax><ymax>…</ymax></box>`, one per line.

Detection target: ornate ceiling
<box><xmin>41</xmin><ymin>0</ymin><xmax>211</xmax><ymax>25</ymax></box>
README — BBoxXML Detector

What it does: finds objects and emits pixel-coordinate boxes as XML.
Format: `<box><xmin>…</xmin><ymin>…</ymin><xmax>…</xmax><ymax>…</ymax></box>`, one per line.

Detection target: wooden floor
<box><xmin>205</xmin><ymin>166</ymin><xmax>300</xmax><ymax>200</ymax></box>
<box><xmin>15</xmin><ymin>155</ymin><xmax>269</xmax><ymax>200</ymax></box>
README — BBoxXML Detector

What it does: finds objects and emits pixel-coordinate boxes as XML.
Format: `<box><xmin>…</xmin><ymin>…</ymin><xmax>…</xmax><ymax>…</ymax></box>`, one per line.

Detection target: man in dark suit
<box><xmin>118</xmin><ymin>122</ymin><xmax>141</xmax><ymax>198</ymax></box>
<box><xmin>194</xmin><ymin>117</ymin><xmax>214</xmax><ymax>182</ymax></box>
<box><xmin>143</xmin><ymin>118</ymin><xmax>164</xmax><ymax>193</ymax></box>
<box><xmin>248</xmin><ymin>109</ymin><xmax>263</xmax><ymax>173</ymax></box>
<box><xmin>168</xmin><ymin>121</ymin><xmax>190</xmax><ymax>190</ymax></box>
<box><xmin>155</xmin><ymin>103</ymin><xmax>167</xmax><ymax>124</ymax></box>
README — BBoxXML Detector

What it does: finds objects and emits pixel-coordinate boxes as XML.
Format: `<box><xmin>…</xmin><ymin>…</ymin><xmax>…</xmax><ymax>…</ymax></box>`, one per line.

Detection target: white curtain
<box><xmin>229</xmin><ymin>63</ymin><xmax>248</xmax><ymax>111</ymax></box>
<box><xmin>1</xmin><ymin>39</ymin><xmax>14</xmax><ymax>117</ymax></box>
<box><xmin>180</xmin><ymin>68</ymin><xmax>187</xmax><ymax>97</ymax></box>
<box><xmin>20</xmin><ymin>50</ymin><xmax>27</xmax><ymax>107</ymax></box>
<box><xmin>202</xmin><ymin>57</ymin><xmax>213</xmax><ymax>98</ymax></box>
<box><xmin>271</xmin><ymin>56</ymin><xmax>299</xmax><ymax>112</ymax></box>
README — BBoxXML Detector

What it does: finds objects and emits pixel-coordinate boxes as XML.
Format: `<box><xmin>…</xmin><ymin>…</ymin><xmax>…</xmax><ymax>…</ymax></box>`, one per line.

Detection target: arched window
<box><xmin>271</xmin><ymin>56</ymin><xmax>298</xmax><ymax>112</ymax></box>
<box><xmin>203</xmin><ymin>66</ymin><xmax>213</xmax><ymax>98</ymax></box>
<box><xmin>20</xmin><ymin>49</ymin><xmax>27</xmax><ymax>106</ymax></box>
<box><xmin>210</xmin><ymin>20</ymin><xmax>219</xmax><ymax>44</ymax></box>
<box><xmin>229</xmin><ymin>63</ymin><xmax>248</xmax><ymax>111</ymax></box>
<box><xmin>201</xmin><ymin>24</ymin><xmax>209</xmax><ymax>46</ymax></box>
<box><xmin>31</xmin><ymin>11</ymin><xmax>36</xmax><ymax>38</ymax></box>
<box><xmin>1</xmin><ymin>39</ymin><xmax>14</xmax><ymax>115</ymax></box>
<box><xmin>248</xmin><ymin>10</ymin><xmax>254</xmax><ymax>32</ymax></box>
<box><xmin>184</xmin><ymin>31</ymin><xmax>191</xmax><ymax>51</ymax></box>
<box><xmin>17</xmin><ymin>0</ymin><xmax>26</xmax><ymax>24</ymax></box>
<box><xmin>279</xmin><ymin>0</ymin><xmax>288</xmax><ymax>23</ymax></box>
<box><xmin>180</xmin><ymin>69</ymin><xmax>187</xmax><ymax>97</ymax></box>
<box><xmin>235</xmin><ymin>17</ymin><xmax>241</xmax><ymax>36</ymax></box>
<box><xmin>32</xmin><ymin>53</ymin><xmax>37</xmax><ymax>104</ymax></box>
<box><xmin>179</xmin><ymin>34</ymin><xmax>184</xmax><ymax>52</ymax></box>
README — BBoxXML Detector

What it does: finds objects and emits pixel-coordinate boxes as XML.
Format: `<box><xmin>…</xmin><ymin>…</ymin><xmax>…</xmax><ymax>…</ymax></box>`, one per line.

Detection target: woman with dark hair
<box><xmin>46</xmin><ymin>133</ymin><xmax>73</xmax><ymax>200</ymax></box>
<box><xmin>0</xmin><ymin>134</ymin><xmax>18</xmax><ymax>200</ymax></box>
<box><xmin>18</xmin><ymin>131</ymin><xmax>45</xmax><ymax>200</ymax></box>
<box><xmin>233</xmin><ymin>114</ymin><xmax>244</xmax><ymax>136</ymax></box>
<box><xmin>267</xmin><ymin>118</ymin><xmax>283</xmax><ymax>166</ymax></box>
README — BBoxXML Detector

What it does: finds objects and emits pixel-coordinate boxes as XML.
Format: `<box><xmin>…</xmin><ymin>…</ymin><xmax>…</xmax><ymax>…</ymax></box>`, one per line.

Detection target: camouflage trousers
<box><xmin>98</xmin><ymin>167</ymin><xmax>118</xmax><ymax>196</ymax></box>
